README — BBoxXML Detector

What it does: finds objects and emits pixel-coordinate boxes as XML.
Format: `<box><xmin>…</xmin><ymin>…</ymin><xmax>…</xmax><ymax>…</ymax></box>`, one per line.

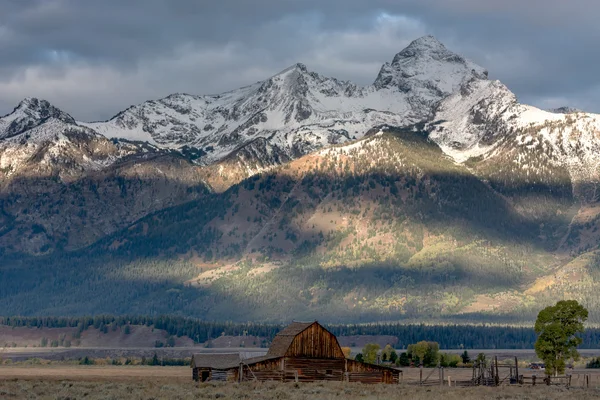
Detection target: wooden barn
<box><xmin>192</xmin><ymin>321</ymin><xmax>400</xmax><ymax>384</ymax></box>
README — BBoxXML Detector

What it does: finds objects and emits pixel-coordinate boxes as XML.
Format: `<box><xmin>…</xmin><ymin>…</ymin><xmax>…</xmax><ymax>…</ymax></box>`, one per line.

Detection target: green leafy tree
<box><xmin>534</xmin><ymin>300</ymin><xmax>588</xmax><ymax>376</ymax></box>
<box><xmin>355</xmin><ymin>353</ymin><xmax>364</xmax><ymax>363</ymax></box>
<box><xmin>381</xmin><ymin>344</ymin><xmax>396</xmax><ymax>363</ymax></box>
<box><xmin>408</xmin><ymin>341</ymin><xmax>427</xmax><ymax>366</ymax></box>
<box><xmin>423</xmin><ymin>343</ymin><xmax>440</xmax><ymax>367</ymax></box>
<box><xmin>389</xmin><ymin>349</ymin><xmax>398</xmax><ymax>364</ymax></box>
<box><xmin>408</xmin><ymin>341</ymin><xmax>439</xmax><ymax>367</ymax></box>
<box><xmin>398</xmin><ymin>352</ymin><xmax>410</xmax><ymax>367</ymax></box>
<box><xmin>361</xmin><ymin>343</ymin><xmax>381</xmax><ymax>364</ymax></box>
<box><xmin>440</xmin><ymin>353</ymin><xmax>461</xmax><ymax>368</ymax></box>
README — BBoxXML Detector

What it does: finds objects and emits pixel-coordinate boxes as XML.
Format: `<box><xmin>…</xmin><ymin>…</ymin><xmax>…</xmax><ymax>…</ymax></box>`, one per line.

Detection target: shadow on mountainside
<box><xmin>1</xmin><ymin>128</ymin><xmax>597</xmax><ymax>322</ymax></box>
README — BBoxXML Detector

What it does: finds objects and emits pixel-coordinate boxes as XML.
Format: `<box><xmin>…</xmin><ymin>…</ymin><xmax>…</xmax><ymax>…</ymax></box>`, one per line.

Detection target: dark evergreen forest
<box><xmin>2</xmin><ymin>315</ymin><xmax>599</xmax><ymax>349</ymax></box>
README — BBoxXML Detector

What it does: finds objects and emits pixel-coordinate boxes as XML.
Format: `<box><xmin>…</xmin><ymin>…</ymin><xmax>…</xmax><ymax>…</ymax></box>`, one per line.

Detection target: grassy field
<box><xmin>0</xmin><ymin>365</ymin><xmax>190</xmax><ymax>381</ymax></box>
<box><xmin>1</xmin><ymin>366</ymin><xmax>600</xmax><ymax>399</ymax></box>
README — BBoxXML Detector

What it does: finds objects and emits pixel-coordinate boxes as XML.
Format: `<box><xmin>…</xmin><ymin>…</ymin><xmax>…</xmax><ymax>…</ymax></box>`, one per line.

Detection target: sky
<box><xmin>1</xmin><ymin>0</ymin><xmax>599</xmax><ymax>121</ymax></box>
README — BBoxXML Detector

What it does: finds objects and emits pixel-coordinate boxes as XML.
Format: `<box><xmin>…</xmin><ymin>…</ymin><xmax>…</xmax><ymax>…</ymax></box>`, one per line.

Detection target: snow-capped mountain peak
<box><xmin>0</xmin><ymin>97</ymin><xmax>76</xmax><ymax>140</ymax></box>
<box><xmin>77</xmin><ymin>36</ymin><xmax>489</xmax><ymax>169</ymax></box>
<box><xmin>276</xmin><ymin>62</ymin><xmax>308</xmax><ymax>74</ymax></box>
<box><xmin>392</xmin><ymin>35</ymin><xmax>447</xmax><ymax>61</ymax></box>
<box><xmin>374</xmin><ymin>35</ymin><xmax>488</xmax><ymax>93</ymax></box>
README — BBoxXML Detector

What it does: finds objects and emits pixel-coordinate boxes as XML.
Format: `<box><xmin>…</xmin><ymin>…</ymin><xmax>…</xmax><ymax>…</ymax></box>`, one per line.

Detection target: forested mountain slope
<box><xmin>0</xmin><ymin>128</ymin><xmax>581</xmax><ymax>322</ymax></box>
<box><xmin>0</xmin><ymin>99</ymin><xmax>210</xmax><ymax>254</ymax></box>
<box><xmin>2</xmin><ymin>36</ymin><xmax>600</xmax><ymax>322</ymax></box>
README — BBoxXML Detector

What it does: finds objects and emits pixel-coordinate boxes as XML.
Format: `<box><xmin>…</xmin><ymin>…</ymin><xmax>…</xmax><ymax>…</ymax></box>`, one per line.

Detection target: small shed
<box><xmin>192</xmin><ymin>321</ymin><xmax>400</xmax><ymax>384</ymax></box>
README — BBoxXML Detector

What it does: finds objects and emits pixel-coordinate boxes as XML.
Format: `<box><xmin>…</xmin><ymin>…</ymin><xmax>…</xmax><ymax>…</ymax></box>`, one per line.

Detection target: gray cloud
<box><xmin>1</xmin><ymin>0</ymin><xmax>600</xmax><ymax>120</ymax></box>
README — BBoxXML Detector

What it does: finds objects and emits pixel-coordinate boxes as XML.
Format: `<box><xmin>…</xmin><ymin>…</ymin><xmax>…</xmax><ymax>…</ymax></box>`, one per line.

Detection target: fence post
<box><xmin>448</xmin><ymin>376</ymin><xmax>451</xmax><ymax>387</ymax></box>
<box><xmin>532</xmin><ymin>375</ymin><xmax>536</xmax><ymax>386</ymax></box>
<box><xmin>420</xmin><ymin>366</ymin><xmax>423</xmax><ymax>385</ymax></box>
<box><xmin>515</xmin><ymin>357</ymin><xmax>519</xmax><ymax>384</ymax></box>
<box><xmin>494</xmin><ymin>356</ymin><xmax>499</xmax><ymax>386</ymax></box>
<box><xmin>587</xmin><ymin>374</ymin><xmax>590</xmax><ymax>389</ymax></box>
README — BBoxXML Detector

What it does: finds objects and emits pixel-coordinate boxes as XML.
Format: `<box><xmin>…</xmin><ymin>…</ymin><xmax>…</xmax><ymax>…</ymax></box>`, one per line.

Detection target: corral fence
<box><xmin>414</xmin><ymin>356</ymin><xmax>520</xmax><ymax>387</ymax></box>
<box><xmin>412</xmin><ymin>356</ymin><xmax>588</xmax><ymax>389</ymax></box>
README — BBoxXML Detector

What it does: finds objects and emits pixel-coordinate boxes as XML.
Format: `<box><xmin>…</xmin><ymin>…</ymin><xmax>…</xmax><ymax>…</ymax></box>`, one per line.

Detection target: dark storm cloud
<box><xmin>1</xmin><ymin>0</ymin><xmax>600</xmax><ymax>120</ymax></box>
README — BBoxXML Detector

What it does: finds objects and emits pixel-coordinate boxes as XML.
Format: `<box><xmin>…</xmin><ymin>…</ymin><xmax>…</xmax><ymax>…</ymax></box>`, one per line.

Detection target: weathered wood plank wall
<box><xmin>286</xmin><ymin>324</ymin><xmax>345</xmax><ymax>359</ymax></box>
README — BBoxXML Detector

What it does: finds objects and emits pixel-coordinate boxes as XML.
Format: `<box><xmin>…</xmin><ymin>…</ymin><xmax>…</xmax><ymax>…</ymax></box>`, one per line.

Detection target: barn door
<box><xmin>201</xmin><ymin>371</ymin><xmax>210</xmax><ymax>382</ymax></box>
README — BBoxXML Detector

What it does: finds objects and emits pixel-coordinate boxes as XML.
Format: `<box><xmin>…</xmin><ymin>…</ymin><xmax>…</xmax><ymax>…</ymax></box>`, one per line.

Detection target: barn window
<box><xmin>326</xmin><ymin>369</ymin><xmax>333</xmax><ymax>375</ymax></box>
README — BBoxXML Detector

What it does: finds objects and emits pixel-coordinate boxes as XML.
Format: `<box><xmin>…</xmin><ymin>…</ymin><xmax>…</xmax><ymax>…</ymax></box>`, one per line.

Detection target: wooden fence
<box><xmin>408</xmin><ymin>357</ymin><xmax>586</xmax><ymax>389</ymax></box>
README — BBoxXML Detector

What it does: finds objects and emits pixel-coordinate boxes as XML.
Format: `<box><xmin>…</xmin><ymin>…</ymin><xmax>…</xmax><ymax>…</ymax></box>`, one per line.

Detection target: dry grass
<box><xmin>0</xmin><ymin>366</ymin><xmax>189</xmax><ymax>381</ymax></box>
<box><xmin>1</xmin><ymin>379</ymin><xmax>599</xmax><ymax>400</ymax></box>
<box><xmin>0</xmin><ymin>366</ymin><xmax>600</xmax><ymax>399</ymax></box>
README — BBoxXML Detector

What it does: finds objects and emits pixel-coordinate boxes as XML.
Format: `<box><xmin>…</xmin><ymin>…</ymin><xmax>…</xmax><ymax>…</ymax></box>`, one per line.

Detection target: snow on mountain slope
<box><xmin>0</xmin><ymin>98</ymin><xmax>77</xmax><ymax>140</ymax></box>
<box><xmin>0</xmin><ymin>117</ymin><xmax>146</xmax><ymax>182</ymax></box>
<box><xmin>7</xmin><ymin>34</ymin><xmax>600</xmax><ymax>207</ymax></box>
<box><xmin>80</xmin><ymin>36</ymin><xmax>487</xmax><ymax>165</ymax></box>
<box><xmin>374</xmin><ymin>35</ymin><xmax>487</xmax><ymax>118</ymax></box>
<box><xmin>430</xmin><ymin>77</ymin><xmax>600</xmax><ymax>168</ymax></box>
<box><xmin>0</xmin><ymin>98</ymin><xmax>181</xmax><ymax>184</ymax></box>
<box><xmin>428</xmin><ymin>74</ymin><xmax>600</xmax><ymax>218</ymax></box>
<box><xmin>0</xmin><ymin>100</ymin><xmax>213</xmax><ymax>255</ymax></box>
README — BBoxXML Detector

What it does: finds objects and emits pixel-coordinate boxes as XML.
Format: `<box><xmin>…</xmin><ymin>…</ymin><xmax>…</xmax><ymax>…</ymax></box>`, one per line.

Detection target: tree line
<box><xmin>2</xmin><ymin>315</ymin><xmax>600</xmax><ymax>349</ymax></box>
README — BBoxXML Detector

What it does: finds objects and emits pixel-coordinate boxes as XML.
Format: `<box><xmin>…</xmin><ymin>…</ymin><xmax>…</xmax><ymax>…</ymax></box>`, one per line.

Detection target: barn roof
<box><xmin>242</xmin><ymin>355</ymin><xmax>281</xmax><ymax>365</ymax></box>
<box><xmin>266</xmin><ymin>321</ymin><xmax>316</xmax><ymax>357</ymax></box>
<box><xmin>191</xmin><ymin>353</ymin><xmax>241</xmax><ymax>369</ymax></box>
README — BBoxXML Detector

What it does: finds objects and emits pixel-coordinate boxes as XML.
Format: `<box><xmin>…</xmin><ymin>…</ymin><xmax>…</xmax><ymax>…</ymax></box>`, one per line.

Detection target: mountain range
<box><xmin>2</xmin><ymin>36</ymin><xmax>600</xmax><ymax>323</ymax></box>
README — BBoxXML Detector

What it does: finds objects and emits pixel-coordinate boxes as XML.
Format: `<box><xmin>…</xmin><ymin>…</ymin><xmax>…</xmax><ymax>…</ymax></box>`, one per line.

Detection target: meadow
<box><xmin>1</xmin><ymin>365</ymin><xmax>600</xmax><ymax>400</ymax></box>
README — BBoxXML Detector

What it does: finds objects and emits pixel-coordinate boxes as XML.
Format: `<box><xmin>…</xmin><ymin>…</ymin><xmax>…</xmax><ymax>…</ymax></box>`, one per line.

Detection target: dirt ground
<box><xmin>1</xmin><ymin>366</ymin><xmax>600</xmax><ymax>399</ymax></box>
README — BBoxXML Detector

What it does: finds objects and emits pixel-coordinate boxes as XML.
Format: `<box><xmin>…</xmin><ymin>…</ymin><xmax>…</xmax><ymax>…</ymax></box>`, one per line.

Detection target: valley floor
<box><xmin>1</xmin><ymin>366</ymin><xmax>600</xmax><ymax>399</ymax></box>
